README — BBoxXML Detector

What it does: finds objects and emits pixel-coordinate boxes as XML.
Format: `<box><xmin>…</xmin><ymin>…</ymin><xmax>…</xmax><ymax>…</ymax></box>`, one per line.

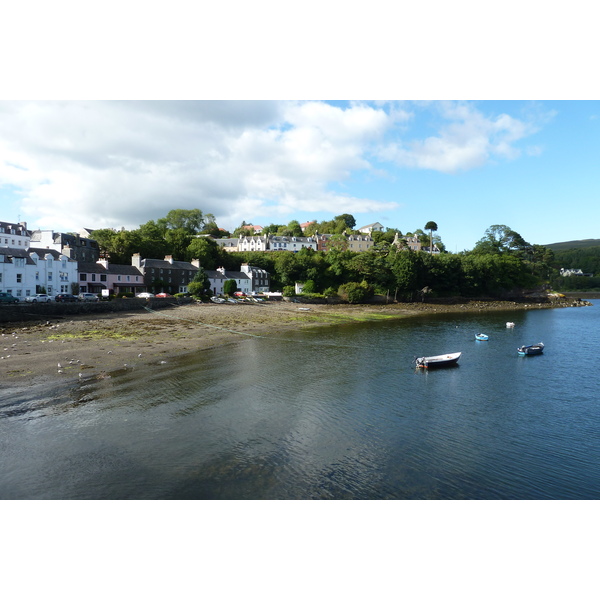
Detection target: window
<box><xmin>101</xmin><ymin>274</ymin><xmax>107</xmax><ymax>282</ymax></box>
<box><xmin>48</xmin><ymin>272</ymin><xmax>52</xmax><ymax>281</ymax></box>
<box><xmin>80</xmin><ymin>274</ymin><xmax>87</xmax><ymax>281</ymax></box>
<box><xmin>91</xmin><ymin>274</ymin><xmax>96</xmax><ymax>281</ymax></box>
<box><xmin>16</xmin><ymin>274</ymin><xmax>22</xmax><ymax>283</ymax></box>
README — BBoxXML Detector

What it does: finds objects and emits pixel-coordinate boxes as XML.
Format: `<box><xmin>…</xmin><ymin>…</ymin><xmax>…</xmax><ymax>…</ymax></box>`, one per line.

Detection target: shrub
<box><xmin>339</xmin><ymin>281</ymin><xmax>373</xmax><ymax>304</ymax></box>
<box><xmin>282</xmin><ymin>285</ymin><xmax>296</xmax><ymax>297</ymax></box>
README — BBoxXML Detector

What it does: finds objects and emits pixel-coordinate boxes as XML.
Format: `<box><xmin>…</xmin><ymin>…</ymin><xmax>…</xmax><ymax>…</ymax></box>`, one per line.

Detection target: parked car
<box><xmin>155</xmin><ymin>293</ymin><xmax>173</xmax><ymax>298</ymax></box>
<box><xmin>78</xmin><ymin>292</ymin><xmax>99</xmax><ymax>302</ymax></box>
<box><xmin>0</xmin><ymin>292</ymin><xmax>20</xmax><ymax>304</ymax></box>
<box><xmin>136</xmin><ymin>292</ymin><xmax>154</xmax><ymax>298</ymax></box>
<box><xmin>25</xmin><ymin>294</ymin><xmax>53</xmax><ymax>303</ymax></box>
<box><xmin>54</xmin><ymin>293</ymin><xmax>79</xmax><ymax>303</ymax></box>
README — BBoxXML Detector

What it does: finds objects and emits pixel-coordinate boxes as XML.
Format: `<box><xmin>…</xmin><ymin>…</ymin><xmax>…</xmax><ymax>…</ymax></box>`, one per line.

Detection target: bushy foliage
<box><xmin>339</xmin><ymin>281</ymin><xmax>373</xmax><ymax>304</ymax></box>
<box><xmin>223</xmin><ymin>279</ymin><xmax>238</xmax><ymax>296</ymax></box>
<box><xmin>551</xmin><ymin>246</ymin><xmax>600</xmax><ymax>275</ymax></box>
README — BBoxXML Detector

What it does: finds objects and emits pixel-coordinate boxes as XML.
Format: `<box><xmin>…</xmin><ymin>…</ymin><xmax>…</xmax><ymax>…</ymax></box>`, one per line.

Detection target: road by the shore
<box><xmin>0</xmin><ymin>297</ymin><xmax>580</xmax><ymax>385</ymax></box>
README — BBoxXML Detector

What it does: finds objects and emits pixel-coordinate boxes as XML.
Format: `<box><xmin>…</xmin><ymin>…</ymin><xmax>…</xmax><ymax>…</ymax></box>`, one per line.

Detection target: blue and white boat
<box><xmin>517</xmin><ymin>342</ymin><xmax>544</xmax><ymax>356</ymax></box>
<box><xmin>475</xmin><ymin>333</ymin><xmax>489</xmax><ymax>341</ymax></box>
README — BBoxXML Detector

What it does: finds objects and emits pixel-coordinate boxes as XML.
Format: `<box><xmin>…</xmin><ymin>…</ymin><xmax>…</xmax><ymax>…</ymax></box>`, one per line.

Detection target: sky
<box><xmin>2</xmin><ymin>99</ymin><xmax>598</xmax><ymax>253</ymax></box>
<box><xmin>2</xmin><ymin>3</ymin><xmax>598</xmax><ymax>258</ymax></box>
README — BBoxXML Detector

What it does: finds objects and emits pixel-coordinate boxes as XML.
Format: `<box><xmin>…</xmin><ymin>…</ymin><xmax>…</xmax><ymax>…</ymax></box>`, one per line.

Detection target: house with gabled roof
<box><xmin>214</xmin><ymin>237</ymin><xmax>239</xmax><ymax>252</ymax></box>
<box><xmin>131</xmin><ymin>253</ymin><xmax>199</xmax><ymax>295</ymax></box>
<box><xmin>28</xmin><ymin>248</ymin><xmax>78</xmax><ymax>296</ymax></box>
<box><xmin>300</xmin><ymin>221</ymin><xmax>316</xmax><ymax>231</ymax></box>
<box><xmin>0</xmin><ymin>220</ymin><xmax>30</xmax><ymax>250</ymax></box>
<box><xmin>205</xmin><ymin>264</ymin><xmax>270</xmax><ymax>296</ymax></box>
<box><xmin>358</xmin><ymin>222</ymin><xmax>384</xmax><ymax>234</ymax></box>
<box><xmin>30</xmin><ymin>229</ymin><xmax>100</xmax><ymax>263</ymax></box>
<box><xmin>77</xmin><ymin>260</ymin><xmax>146</xmax><ymax>296</ymax></box>
<box><xmin>268</xmin><ymin>235</ymin><xmax>317</xmax><ymax>252</ymax></box>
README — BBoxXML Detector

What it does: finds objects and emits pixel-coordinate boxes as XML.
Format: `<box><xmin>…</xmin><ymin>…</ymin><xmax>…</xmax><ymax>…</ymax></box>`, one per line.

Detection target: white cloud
<box><xmin>0</xmin><ymin>100</ymin><xmax>541</xmax><ymax>234</ymax></box>
<box><xmin>0</xmin><ymin>100</ymin><xmax>401</xmax><ymax>232</ymax></box>
<box><xmin>379</xmin><ymin>101</ymin><xmax>539</xmax><ymax>173</ymax></box>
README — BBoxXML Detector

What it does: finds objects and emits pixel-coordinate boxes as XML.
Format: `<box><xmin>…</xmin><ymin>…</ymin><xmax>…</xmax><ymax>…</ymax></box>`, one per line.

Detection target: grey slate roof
<box><xmin>0</xmin><ymin>247</ymin><xmax>36</xmax><ymax>264</ymax></box>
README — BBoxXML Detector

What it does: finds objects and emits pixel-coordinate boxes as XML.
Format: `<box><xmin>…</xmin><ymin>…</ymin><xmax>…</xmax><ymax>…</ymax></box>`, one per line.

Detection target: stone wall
<box><xmin>0</xmin><ymin>297</ymin><xmax>196</xmax><ymax>324</ymax></box>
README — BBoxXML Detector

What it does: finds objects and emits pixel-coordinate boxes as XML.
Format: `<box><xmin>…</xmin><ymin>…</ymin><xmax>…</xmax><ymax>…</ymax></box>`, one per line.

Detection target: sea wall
<box><xmin>0</xmin><ymin>297</ymin><xmax>196</xmax><ymax>324</ymax></box>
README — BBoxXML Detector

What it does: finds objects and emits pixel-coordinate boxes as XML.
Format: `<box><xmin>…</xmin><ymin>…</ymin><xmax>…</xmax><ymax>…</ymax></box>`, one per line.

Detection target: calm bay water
<box><xmin>1</xmin><ymin>301</ymin><xmax>599</xmax><ymax>499</ymax></box>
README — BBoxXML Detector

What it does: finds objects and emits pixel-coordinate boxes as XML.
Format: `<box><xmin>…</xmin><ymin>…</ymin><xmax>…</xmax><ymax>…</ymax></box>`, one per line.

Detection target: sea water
<box><xmin>1</xmin><ymin>301</ymin><xmax>599</xmax><ymax>499</ymax></box>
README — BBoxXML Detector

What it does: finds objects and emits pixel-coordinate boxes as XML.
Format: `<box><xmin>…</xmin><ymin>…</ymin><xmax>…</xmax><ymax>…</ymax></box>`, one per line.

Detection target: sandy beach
<box><xmin>0</xmin><ymin>297</ymin><xmax>576</xmax><ymax>385</ymax></box>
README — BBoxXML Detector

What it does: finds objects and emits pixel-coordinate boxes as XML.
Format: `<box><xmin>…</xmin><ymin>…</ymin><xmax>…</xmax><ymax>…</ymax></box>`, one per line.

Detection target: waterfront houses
<box><xmin>204</xmin><ymin>264</ymin><xmax>271</xmax><ymax>296</ymax></box>
<box><xmin>0</xmin><ymin>221</ymin><xmax>78</xmax><ymax>299</ymax></box>
<box><xmin>132</xmin><ymin>254</ymin><xmax>199</xmax><ymax>295</ymax></box>
<box><xmin>78</xmin><ymin>260</ymin><xmax>146</xmax><ymax>297</ymax></box>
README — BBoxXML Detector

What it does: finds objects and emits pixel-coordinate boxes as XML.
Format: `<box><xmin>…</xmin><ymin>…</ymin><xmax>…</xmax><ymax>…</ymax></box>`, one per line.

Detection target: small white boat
<box><xmin>415</xmin><ymin>352</ymin><xmax>461</xmax><ymax>369</ymax></box>
<box><xmin>506</xmin><ymin>322</ymin><xmax>515</xmax><ymax>328</ymax></box>
<box><xmin>475</xmin><ymin>333</ymin><xmax>489</xmax><ymax>341</ymax></box>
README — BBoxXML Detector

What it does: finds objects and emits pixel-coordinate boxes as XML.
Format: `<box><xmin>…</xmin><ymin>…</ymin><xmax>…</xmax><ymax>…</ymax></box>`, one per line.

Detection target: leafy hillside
<box><xmin>544</xmin><ymin>239</ymin><xmax>600</xmax><ymax>277</ymax></box>
<box><xmin>544</xmin><ymin>239</ymin><xmax>600</xmax><ymax>252</ymax></box>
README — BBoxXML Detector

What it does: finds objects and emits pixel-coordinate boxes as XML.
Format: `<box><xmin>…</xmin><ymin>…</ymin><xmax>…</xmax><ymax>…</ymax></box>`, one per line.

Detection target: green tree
<box><xmin>340</xmin><ymin>281</ymin><xmax>373</xmax><ymax>304</ymax></box>
<box><xmin>334</xmin><ymin>213</ymin><xmax>356</xmax><ymax>230</ymax></box>
<box><xmin>186</xmin><ymin>237</ymin><xmax>221</xmax><ymax>268</ymax></box>
<box><xmin>472</xmin><ymin>225</ymin><xmax>529</xmax><ymax>255</ymax></box>
<box><xmin>138</xmin><ymin>220</ymin><xmax>169</xmax><ymax>259</ymax></box>
<box><xmin>424</xmin><ymin>221</ymin><xmax>438</xmax><ymax>253</ymax></box>
<box><xmin>223</xmin><ymin>279</ymin><xmax>238</xmax><ymax>296</ymax></box>
<box><xmin>388</xmin><ymin>248</ymin><xmax>423</xmax><ymax>300</ymax></box>
<box><xmin>163</xmin><ymin>228</ymin><xmax>192</xmax><ymax>261</ymax></box>
<box><xmin>188</xmin><ymin>267</ymin><xmax>210</xmax><ymax>296</ymax></box>
<box><xmin>276</xmin><ymin>220</ymin><xmax>303</xmax><ymax>237</ymax></box>
<box><xmin>157</xmin><ymin>208</ymin><xmax>211</xmax><ymax>234</ymax></box>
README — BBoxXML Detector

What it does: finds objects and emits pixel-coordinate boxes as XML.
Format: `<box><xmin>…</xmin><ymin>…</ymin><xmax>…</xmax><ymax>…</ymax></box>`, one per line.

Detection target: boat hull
<box><xmin>415</xmin><ymin>352</ymin><xmax>461</xmax><ymax>368</ymax></box>
<box><xmin>517</xmin><ymin>343</ymin><xmax>544</xmax><ymax>356</ymax></box>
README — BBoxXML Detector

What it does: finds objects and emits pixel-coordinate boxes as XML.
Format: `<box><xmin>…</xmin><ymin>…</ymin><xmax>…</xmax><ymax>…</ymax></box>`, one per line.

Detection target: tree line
<box><xmin>89</xmin><ymin>211</ymin><xmax>568</xmax><ymax>300</ymax></box>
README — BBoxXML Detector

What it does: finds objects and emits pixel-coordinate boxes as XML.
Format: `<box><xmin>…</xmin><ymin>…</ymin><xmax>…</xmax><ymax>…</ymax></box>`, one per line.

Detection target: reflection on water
<box><xmin>1</xmin><ymin>303</ymin><xmax>600</xmax><ymax>499</ymax></box>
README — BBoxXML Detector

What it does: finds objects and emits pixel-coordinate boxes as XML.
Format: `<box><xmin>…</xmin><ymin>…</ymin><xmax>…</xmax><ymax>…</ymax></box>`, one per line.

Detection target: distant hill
<box><xmin>544</xmin><ymin>239</ymin><xmax>600</xmax><ymax>251</ymax></box>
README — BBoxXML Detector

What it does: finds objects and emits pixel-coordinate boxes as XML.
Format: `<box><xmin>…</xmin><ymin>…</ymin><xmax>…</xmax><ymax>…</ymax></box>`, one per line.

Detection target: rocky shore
<box><xmin>0</xmin><ymin>296</ymin><xmax>588</xmax><ymax>386</ymax></box>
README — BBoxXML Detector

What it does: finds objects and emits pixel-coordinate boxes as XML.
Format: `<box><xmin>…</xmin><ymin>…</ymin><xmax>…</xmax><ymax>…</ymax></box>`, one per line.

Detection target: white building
<box><xmin>358</xmin><ymin>222</ymin><xmax>384</xmax><ymax>234</ymax></box>
<box><xmin>0</xmin><ymin>221</ymin><xmax>30</xmax><ymax>250</ymax></box>
<box><xmin>238</xmin><ymin>235</ymin><xmax>268</xmax><ymax>252</ymax></box>
<box><xmin>28</xmin><ymin>249</ymin><xmax>78</xmax><ymax>297</ymax></box>
<box><xmin>268</xmin><ymin>235</ymin><xmax>317</xmax><ymax>252</ymax></box>
<box><xmin>205</xmin><ymin>264</ymin><xmax>270</xmax><ymax>296</ymax></box>
<box><xmin>0</xmin><ymin>221</ymin><xmax>78</xmax><ymax>298</ymax></box>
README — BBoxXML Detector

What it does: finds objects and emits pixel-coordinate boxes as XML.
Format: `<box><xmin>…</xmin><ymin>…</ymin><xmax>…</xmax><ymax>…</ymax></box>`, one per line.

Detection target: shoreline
<box><xmin>0</xmin><ymin>297</ymin><xmax>588</xmax><ymax>387</ymax></box>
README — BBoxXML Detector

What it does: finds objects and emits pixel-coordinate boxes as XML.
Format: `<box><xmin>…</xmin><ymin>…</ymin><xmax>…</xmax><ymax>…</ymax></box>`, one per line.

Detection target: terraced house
<box><xmin>0</xmin><ymin>221</ymin><xmax>78</xmax><ymax>299</ymax></box>
<box><xmin>131</xmin><ymin>253</ymin><xmax>199</xmax><ymax>295</ymax></box>
<box><xmin>77</xmin><ymin>260</ymin><xmax>146</xmax><ymax>297</ymax></box>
